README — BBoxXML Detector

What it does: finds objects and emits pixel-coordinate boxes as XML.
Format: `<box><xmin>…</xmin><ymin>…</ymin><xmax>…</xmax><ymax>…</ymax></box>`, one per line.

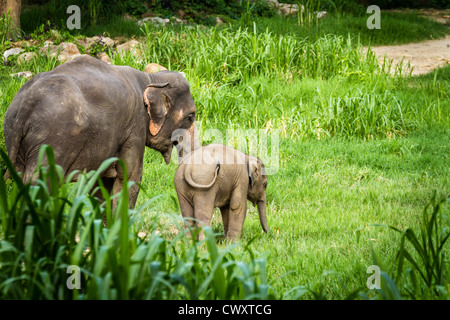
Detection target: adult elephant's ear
<box><xmin>143</xmin><ymin>82</ymin><xmax>170</xmax><ymax>136</ymax></box>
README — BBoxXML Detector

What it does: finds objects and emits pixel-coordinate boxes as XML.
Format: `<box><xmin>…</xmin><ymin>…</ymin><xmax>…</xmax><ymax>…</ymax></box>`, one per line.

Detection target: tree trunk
<box><xmin>0</xmin><ymin>0</ymin><xmax>21</xmax><ymax>39</ymax></box>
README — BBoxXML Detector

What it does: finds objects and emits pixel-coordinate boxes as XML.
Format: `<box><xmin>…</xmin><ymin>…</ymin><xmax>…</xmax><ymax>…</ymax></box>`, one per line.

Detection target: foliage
<box><xmin>1</xmin><ymin>7</ymin><xmax>449</xmax><ymax>299</ymax></box>
<box><xmin>124</xmin><ymin>0</ymin><xmax>147</xmax><ymax>17</ymax></box>
<box><xmin>0</xmin><ymin>145</ymin><xmax>276</xmax><ymax>299</ymax></box>
<box><xmin>391</xmin><ymin>193</ymin><xmax>449</xmax><ymax>299</ymax></box>
<box><xmin>368</xmin><ymin>0</ymin><xmax>450</xmax><ymax>9</ymax></box>
<box><xmin>21</xmin><ymin>0</ymin><xmax>126</xmax><ymax>32</ymax></box>
<box><xmin>368</xmin><ymin>193</ymin><xmax>450</xmax><ymax>299</ymax></box>
<box><xmin>0</xmin><ymin>12</ymin><xmax>13</xmax><ymax>47</ymax></box>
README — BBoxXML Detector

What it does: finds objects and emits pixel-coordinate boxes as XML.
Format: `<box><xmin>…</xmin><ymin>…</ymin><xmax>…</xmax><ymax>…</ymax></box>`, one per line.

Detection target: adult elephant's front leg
<box><xmin>94</xmin><ymin>177</ymin><xmax>115</xmax><ymax>226</ymax></box>
<box><xmin>111</xmin><ymin>146</ymin><xmax>144</xmax><ymax>216</ymax></box>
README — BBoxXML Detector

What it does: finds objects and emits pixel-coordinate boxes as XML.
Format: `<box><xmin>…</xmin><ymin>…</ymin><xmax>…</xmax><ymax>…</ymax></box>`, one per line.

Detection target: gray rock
<box><xmin>10</xmin><ymin>71</ymin><xmax>34</xmax><ymax>79</ymax></box>
<box><xmin>116</xmin><ymin>40</ymin><xmax>143</xmax><ymax>56</ymax></box>
<box><xmin>144</xmin><ymin>63</ymin><xmax>167</xmax><ymax>73</ymax></box>
<box><xmin>17</xmin><ymin>52</ymin><xmax>38</xmax><ymax>65</ymax></box>
<box><xmin>317</xmin><ymin>11</ymin><xmax>327</xmax><ymax>19</ymax></box>
<box><xmin>137</xmin><ymin>16</ymin><xmax>170</xmax><ymax>27</ymax></box>
<box><xmin>91</xmin><ymin>36</ymin><xmax>115</xmax><ymax>48</ymax></box>
<box><xmin>3</xmin><ymin>47</ymin><xmax>24</xmax><ymax>61</ymax></box>
<box><xmin>97</xmin><ymin>52</ymin><xmax>111</xmax><ymax>64</ymax></box>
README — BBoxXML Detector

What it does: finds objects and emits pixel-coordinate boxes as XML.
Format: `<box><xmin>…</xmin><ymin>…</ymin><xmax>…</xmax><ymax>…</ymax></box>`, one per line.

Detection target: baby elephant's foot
<box><xmin>225</xmin><ymin>230</ymin><xmax>241</xmax><ymax>242</ymax></box>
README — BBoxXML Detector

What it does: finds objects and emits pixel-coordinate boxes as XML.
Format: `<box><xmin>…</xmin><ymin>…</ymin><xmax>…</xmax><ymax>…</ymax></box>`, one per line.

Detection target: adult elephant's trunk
<box><xmin>257</xmin><ymin>194</ymin><xmax>269</xmax><ymax>232</ymax></box>
<box><xmin>162</xmin><ymin>145</ymin><xmax>174</xmax><ymax>164</ymax></box>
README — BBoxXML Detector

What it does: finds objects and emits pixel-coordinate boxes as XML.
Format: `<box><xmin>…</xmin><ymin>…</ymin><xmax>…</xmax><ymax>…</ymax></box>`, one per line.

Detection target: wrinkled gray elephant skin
<box><xmin>4</xmin><ymin>55</ymin><xmax>198</xmax><ymax>210</ymax></box>
<box><xmin>174</xmin><ymin>144</ymin><xmax>269</xmax><ymax>241</ymax></box>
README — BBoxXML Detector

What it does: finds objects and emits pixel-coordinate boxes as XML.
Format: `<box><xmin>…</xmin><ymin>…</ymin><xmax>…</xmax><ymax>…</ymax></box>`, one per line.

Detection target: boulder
<box><xmin>75</xmin><ymin>38</ymin><xmax>91</xmax><ymax>50</ymax></box>
<box><xmin>177</xmin><ymin>9</ymin><xmax>186</xmax><ymax>19</ymax></box>
<box><xmin>261</xmin><ymin>0</ymin><xmax>304</xmax><ymax>16</ymax></box>
<box><xmin>123</xmin><ymin>13</ymin><xmax>137</xmax><ymax>21</ymax></box>
<box><xmin>10</xmin><ymin>71</ymin><xmax>34</xmax><ymax>79</ymax></box>
<box><xmin>97</xmin><ymin>52</ymin><xmax>111</xmax><ymax>64</ymax></box>
<box><xmin>116</xmin><ymin>39</ymin><xmax>143</xmax><ymax>56</ymax></box>
<box><xmin>76</xmin><ymin>36</ymin><xmax>115</xmax><ymax>51</ymax></box>
<box><xmin>59</xmin><ymin>42</ymin><xmax>80</xmax><ymax>56</ymax></box>
<box><xmin>216</xmin><ymin>17</ymin><xmax>224</xmax><ymax>25</ymax></box>
<box><xmin>92</xmin><ymin>36</ymin><xmax>115</xmax><ymax>48</ymax></box>
<box><xmin>173</xmin><ymin>17</ymin><xmax>187</xmax><ymax>25</ymax></box>
<box><xmin>278</xmin><ymin>3</ymin><xmax>301</xmax><ymax>16</ymax></box>
<box><xmin>43</xmin><ymin>40</ymin><xmax>53</xmax><ymax>47</ymax></box>
<box><xmin>17</xmin><ymin>52</ymin><xmax>38</xmax><ymax>65</ymax></box>
<box><xmin>39</xmin><ymin>43</ymin><xmax>58</xmax><ymax>57</ymax></box>
<box><xmin>144</xmin><ymin>63</ymin><xmax>167</xmax><ymax>73</ymax></box>
<box><xmin>58</xmin><ymin>52</ymin><xmax>81</xmax><ymax>63</ymax></box>
<box><xmin>137</xmin><ymin>16</ymin><xmax>170</xmax><ymax>27</ymax></box>
<box><xmin>317</xmin><ymin>11</ymin><xmax>327</xmax><ymax>19</ymax></box>
<box><xmin>40</xmin><ymin>42</ymin><xmax>81</xmax><ymax>63</ymax></box>
<box><xmin>57</xmin><ymin>42</ymin><xmax>81</xmax><ymax>63</ymax></box>
<box><xmin>3</xmin><ymin>47</ymin><xmax>24</xmax><ymax>62</ymax></box>
<box><xmin>266</xmin><ymin>0</ymin><xmax>280</xmax><ymax>8</ymax></box>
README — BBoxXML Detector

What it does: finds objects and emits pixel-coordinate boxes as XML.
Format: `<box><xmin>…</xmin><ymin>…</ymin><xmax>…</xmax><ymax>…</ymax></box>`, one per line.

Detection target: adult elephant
<box><xmin>4</xmin><ymin>55</ymin><xmax>199</xmax><ymax>210</ymax></box>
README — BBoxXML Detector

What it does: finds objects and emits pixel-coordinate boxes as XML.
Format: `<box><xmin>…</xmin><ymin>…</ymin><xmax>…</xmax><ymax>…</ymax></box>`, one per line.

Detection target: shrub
<box><xmin>0</xmin><ymin>145</ymin><xmax>276</xmax><ymax>299</ymax></box>
<box><xmin>369</xmin><ymin>192</ymin><xmax>450</xmax><ymax>299</ymax></box>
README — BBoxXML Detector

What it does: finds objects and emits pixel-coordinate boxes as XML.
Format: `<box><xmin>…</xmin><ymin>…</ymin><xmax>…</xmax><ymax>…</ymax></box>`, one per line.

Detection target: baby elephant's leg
<box><xmin>220</xmin><ymin>206</ymin><xmax>230</xmax><ymax>237</ymax></box>
<box><xmin>177</xmin><ymin>192</ymin><xmax>195</xmax><ymax>238</ymax></box>
<box><xmin>226</xmin><ymin>189</ymin><xmax>248</xmax><ymax>241</ymax></box>
<box><xmin>193</xmin><ymin>195</ymin><xmax>215</xmax><ymax>240</ymax></box>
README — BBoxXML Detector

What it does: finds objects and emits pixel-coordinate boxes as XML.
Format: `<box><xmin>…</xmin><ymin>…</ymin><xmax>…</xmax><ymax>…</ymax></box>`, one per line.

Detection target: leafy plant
<box><xmin>0</xmin><ymin>145</ymin><xmax>277</xmax><ymax>300</ymax></box>
<box><xmin>0</xmin><ymin>12</ymin><xmax>13</xmax><ymax>48</ymax></box>
<box><xmin>368</xmin><ymin>192</ymin><xmax>450</xmax><ymax>299</ymax></box>
<box><xmin>124</xmin><ymin>0</ymin><xmax>148</xmax><ymax>17</ymax></box>
<box><xmin>295</xmin><ymin>0</ymin><xmax>322</xmax><ymax>27</ymax></box>
<box><xmin>390</xmin><ymin>192</ymin><xmax>450</xmax><ymax>299</ymax></box>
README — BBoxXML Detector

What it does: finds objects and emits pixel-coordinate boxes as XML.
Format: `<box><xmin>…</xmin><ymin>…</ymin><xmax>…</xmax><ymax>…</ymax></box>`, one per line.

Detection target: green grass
<box><xmin>0</xmin><ymin>146</ymin><xmax>276</xmax><ymax>299</ymax></box>
<box><xmin>1</xmin><ymin>11</ymin><xmax>449</xmax><ymax>299</ymax></box>
<box><xmin>137</xmin><ymin>128</ymin><xmax>449</xmax><ymax>299</ymax></box>
<box><xmin>253</xmin><ymin>11</ymin><xmax>450</xmax><ymax>46</ymax></box>
<box><xmin>18</xmin><ymin>3</ymin><xmax>450</xmax><ymax>44</ymax></box>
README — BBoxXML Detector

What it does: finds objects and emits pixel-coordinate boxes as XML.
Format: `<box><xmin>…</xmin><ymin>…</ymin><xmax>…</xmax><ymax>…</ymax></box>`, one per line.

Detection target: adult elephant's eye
<box><xmin>187</xmin><ymin>113</ymin><xmax>195</xmax><ymax>123</ymax></box>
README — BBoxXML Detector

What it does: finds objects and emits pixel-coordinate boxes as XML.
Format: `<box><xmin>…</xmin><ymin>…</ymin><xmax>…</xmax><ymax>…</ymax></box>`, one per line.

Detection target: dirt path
<box><xmin>364</xmin><ymin>9</ymin><xmax>450</xmax><ymax>76</ymax></box>
<box><xmin>366</xmin><ymin>35</ymin><xmax>450</xmax><ymax>76</ymax></box>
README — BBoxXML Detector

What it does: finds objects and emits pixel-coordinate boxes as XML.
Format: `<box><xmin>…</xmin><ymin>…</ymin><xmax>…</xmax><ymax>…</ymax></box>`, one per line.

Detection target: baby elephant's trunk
<box><xmin>257</xmin><ymin>194</ymin><xmax>269</xmax><ymax>232</ymax></box>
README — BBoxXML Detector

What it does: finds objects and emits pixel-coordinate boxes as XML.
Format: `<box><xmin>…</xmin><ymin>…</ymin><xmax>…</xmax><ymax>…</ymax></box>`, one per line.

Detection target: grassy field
<box><xmin>0</xmin><ymin>9</ymin><xmax>449</xmax><ymax>299</ymax></box>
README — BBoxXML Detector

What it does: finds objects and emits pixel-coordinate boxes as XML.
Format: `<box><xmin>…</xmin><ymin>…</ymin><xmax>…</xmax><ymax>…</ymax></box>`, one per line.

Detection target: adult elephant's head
<box><xmin>143</xmin><ymin>71</ymin><xmax>199</xmax><ymax>164</ymax></box>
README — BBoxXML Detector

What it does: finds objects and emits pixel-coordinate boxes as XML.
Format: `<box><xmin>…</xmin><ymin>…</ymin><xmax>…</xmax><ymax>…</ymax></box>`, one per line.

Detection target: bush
<box><xmin>368</xmin><ymin>192</ymin><xmax>450</xmax><ymax>299</ymax></box>
<box><xmin>0</xmin><ymin>145</ymin><xmax>277</xmax><ymax>299</ymax></box>
<box><xmin>363</xmin><ymin>0</ymin><xmax>450</xmax><ymax>9</ymax></box>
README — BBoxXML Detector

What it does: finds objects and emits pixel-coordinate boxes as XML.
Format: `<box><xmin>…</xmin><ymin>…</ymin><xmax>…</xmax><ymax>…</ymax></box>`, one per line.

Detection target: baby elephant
<box><xmin>174</xmin><ymin>144</ymin><xmax>269</xmax><ymax>241</ymax></box>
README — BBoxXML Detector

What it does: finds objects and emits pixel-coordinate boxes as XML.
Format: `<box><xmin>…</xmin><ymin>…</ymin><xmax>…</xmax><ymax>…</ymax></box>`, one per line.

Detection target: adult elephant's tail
<box><xmin>184</xmin><ymin>163</ymin><xmax>220</xmax><ymax>190</ymax></box>
<box><xmin>3</xmin><ymin>95</ymin><xmax>34</xmax><ymax>182</ymax></box>
<box><xmin>3</xmin><ymin>124</ymin><xmax>22</xmax><ymax>181</ymax></box>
